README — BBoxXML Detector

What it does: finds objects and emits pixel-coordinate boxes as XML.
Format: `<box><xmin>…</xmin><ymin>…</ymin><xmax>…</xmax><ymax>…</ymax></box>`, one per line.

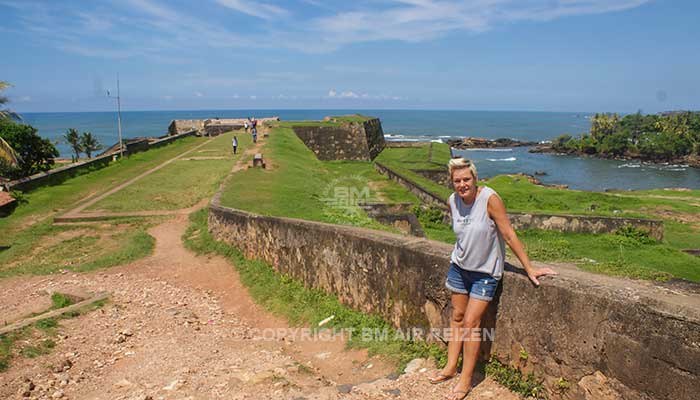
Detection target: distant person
<box><xmin>251</xmin><ymin>118</ymin><xmax>258</xmax><ymax>143</ymax></box>
<box><xmin>428</xmin><ymin>158</ymin><xmax>556</xmax><ymax>400</ymax></box>
<box><xmin>244</xmin><ymin>120</ymin><xmax>249</xmax><ymax>132</ymax></box>
<box><xmin>232</xmin><ymin>136</ymin><xmax>238</xmax><ymax>155</ymax></box>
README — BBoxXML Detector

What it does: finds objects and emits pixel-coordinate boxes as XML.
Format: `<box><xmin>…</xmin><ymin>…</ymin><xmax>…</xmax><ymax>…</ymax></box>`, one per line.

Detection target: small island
<box><xmin>531</xmin><ymin>111</ymin><xmax>700</xmax><ymax>167</ymax></box>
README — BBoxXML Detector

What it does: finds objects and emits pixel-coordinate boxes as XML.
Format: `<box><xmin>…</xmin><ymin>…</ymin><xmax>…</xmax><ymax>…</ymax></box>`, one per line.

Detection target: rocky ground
<box><xmin>0</xmin><ymin>217</ymin><xmax>519</xmax><ymax>400</ymax></box>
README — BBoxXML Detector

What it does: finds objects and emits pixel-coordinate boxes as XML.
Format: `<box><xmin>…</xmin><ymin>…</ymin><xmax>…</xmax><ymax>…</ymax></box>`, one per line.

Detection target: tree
<box><xmin>0</xmin><ymin>81</ymin><xmax>21</xmax><ymax>121</ymax></box>
<box><xmin>64</xmin><ymin>128</ymin><xmax>83</xmax><ymax>160</ymax></box>
<box><xmin>590</xmin><ymin>113</ymin><xmax>620</xmax><ymax>141</ymax></box>
<box><xmin>0</xmin><ymin>118</ymin><xmax>58</xmax><ymax>178</ymax></box>
<box><xmin>80</xmin><ymin>131</ymin><xmax>102</xmax><ymax>158</ymax></box>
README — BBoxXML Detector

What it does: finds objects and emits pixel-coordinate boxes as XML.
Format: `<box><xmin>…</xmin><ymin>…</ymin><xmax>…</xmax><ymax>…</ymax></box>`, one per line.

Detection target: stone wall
<box><xmin>169</xmin><ymin>117</ymin><xmax>280</xmax><ymax>136</ymax></box>
<box><xmin>374</xmin><ymin>162</ymin><xmax>448</xmax><ymax>208</ymax></box>
<box><xmin>169</xmin><ymin>119</ymin><xmax>205</xmax><ymax>135</ymax></box>
<box><xmin>509</xmin><ymin>213</ymin><xmax>664</xmax><ymax>241</ymax></box>
<box><xmin>5</xmin><ymin>131</ymin><xmax>197</xmax><ymax>193</ymax></box>
<box><xmin>375</xmin><ymin>161</ymin><xmax>664</xmax><ymax>240</ymax></box>
<box><xmin>292</xmin><ymin>118</ymin><xmax>386</xmax><ymax>161</ymax></box>
<box><xmin>208</xmin><ymin>202</ymin><xmax>700</xmax><ymax>400</ymax></box>
<box><xmin>411</xmin><ymin>168</ymin><xmax>451</xmax><ymax>188</ymax></box>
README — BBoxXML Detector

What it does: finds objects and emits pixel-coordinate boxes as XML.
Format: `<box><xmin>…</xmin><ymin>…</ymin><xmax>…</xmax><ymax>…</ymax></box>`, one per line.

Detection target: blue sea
<box><xmin>20</xmin><ymin>110</ymin><xmax>700</xmax><ymax>191</ymax></box>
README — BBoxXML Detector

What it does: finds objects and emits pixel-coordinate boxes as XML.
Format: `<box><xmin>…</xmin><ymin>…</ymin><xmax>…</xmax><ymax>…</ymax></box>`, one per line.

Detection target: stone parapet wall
<box><xmin>292</xmin><ymin>118</ymin><xmax>386</xmax><ymax>161</ymax></box>
<box><xmin>509</xmin><ymin>212</ymin><xmax>664</xmax><ymax>241</ymax></box>
<box><xmin>374</xmin><ymin>162</ymin><xmax>448</xmax><ymax>208</ymax></box>
<box><xmin>5</xmin><ymin>130</ymin><xmax>197</xmax><ymax>193</ymax></box>
<box><xmin>208</xmin><ymin>202</ymin><xmax>700</xmax><ymax>400</ymax></box>
<box><xmin>375</xmin><ymin>161</ymin><xmax>664</xmax><ymax>240</ymax></box>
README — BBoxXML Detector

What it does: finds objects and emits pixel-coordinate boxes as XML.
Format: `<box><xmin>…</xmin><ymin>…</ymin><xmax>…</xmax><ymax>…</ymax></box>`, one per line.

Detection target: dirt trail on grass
<box><xmin>2</xmin><ymin>135</ymin><xmax>519</xmax><ymax>399</ymax></box>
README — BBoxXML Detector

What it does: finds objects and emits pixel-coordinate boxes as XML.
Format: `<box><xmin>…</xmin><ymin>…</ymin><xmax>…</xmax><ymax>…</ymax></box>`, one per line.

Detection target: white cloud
<box><xmin>340</xmin><ymin>91</ymin><xmax>359</xmax><ymax>98</ymax></box>
<box><xmin>162</xmin><ymin>95</ymin><xmax>173</xmax><ymax>100</ymax></box>
<box><xmin>194</xmin><ymin>91</ymin><xmax>204</xmax><ymax>97</ymax></box>
<box><xmin>328</xmin><ymin>89</ymin><xmax>337</xmax><ymax>97</ymax></box>
<box><xmin>215</xmin><ymin>0</ymin><xmax>289</xmax><ymax>20</ymax></box>
<box><xmin>309</xmin><ymin>0</ymin><xmax>651</xmax><ymax>48</ymax></box>
<box><xmin>5</xmin><ymin>0</ymin><xmax>651</xmax><ymax>58</ymax></box>
<box><xmin>17</xmin><ymin>96</ymin><xmax>32</xmax><ymax>103</ymax></box>
<box><xmin>249</xmin><ymin>95</ymin><xmax>257</xmax><ymax>99</ymax></box>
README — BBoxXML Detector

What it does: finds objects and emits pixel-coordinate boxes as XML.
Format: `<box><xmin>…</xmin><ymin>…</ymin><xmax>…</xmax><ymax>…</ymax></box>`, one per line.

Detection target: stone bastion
<box><xmin>291</xmin><ymin>118</ymin><xmax>386</xmax><ymax>161</ymax></box>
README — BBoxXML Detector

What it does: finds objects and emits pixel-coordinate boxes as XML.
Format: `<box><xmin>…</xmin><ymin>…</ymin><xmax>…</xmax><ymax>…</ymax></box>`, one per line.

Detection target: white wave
<box><xmin>384</xmin><ymin>134</ymin><xmax>405</xmax><ymax>138</ymax></box>
<box><xmin>618</xmin><ymin>163</ymin><xmax>641</xmax><ymax>168</ymax></box>
<box><xmin>486</xmin><ymin>157</ymin><xmax>517</xmax><ymax>162</ymax></box>
<box><xmin>431</xmin><ymin>139</ymin><xmax>444</xmax><ymax>143</ymax></box>
<box><xmin>663</xmin><ymin>168</ymin><xmax>687</xmax><ymax>172</ymax></box>
<box><xmin>462</xmin><ymin>148</ymin><xmax>513</xmax><ymax>152</ymax></box>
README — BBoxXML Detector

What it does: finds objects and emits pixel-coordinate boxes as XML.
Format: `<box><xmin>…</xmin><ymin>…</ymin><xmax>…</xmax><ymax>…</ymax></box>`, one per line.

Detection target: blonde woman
<box><xmin>429</xmin><ymin>158</ymin><xmax>556</xmax><ymax>400</ymax></box>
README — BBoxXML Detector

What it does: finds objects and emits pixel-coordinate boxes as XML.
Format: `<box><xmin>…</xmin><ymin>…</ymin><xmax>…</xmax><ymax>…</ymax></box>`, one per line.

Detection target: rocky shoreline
<box><xmin>529</xmin><ymin>145</ymin><xmax>700</xmax><ymax>168</ymax></box>
<box><xmin>447</xmin><ymin>137</ymin><xmax>537</xmax><ymax>149</ymax></box>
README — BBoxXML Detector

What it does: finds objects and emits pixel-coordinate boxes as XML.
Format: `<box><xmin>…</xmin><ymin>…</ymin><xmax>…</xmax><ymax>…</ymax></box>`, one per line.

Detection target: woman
<box><xmin>429</xmin><ymin>158</ymin><xmax>556</xmax><ymax>400</ymax></box>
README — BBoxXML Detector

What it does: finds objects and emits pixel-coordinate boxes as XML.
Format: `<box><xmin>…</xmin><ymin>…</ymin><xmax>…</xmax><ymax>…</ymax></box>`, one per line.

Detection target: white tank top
<box><xmin>449</xmin><ymin>186</ymin><xmax>505</xmax><ymax>279</ymax></box>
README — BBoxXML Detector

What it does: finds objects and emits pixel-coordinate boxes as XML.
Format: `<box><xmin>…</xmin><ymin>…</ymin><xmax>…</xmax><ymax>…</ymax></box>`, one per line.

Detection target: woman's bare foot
<box><xmin>428</xmin><ymin>367</ymin><xmax>458</xmax><ymax>384</ymax></box>
<box><xmin>446</xmin><ymin>376</ymin><xmax>472</xmax><ymax>400</ymax></box>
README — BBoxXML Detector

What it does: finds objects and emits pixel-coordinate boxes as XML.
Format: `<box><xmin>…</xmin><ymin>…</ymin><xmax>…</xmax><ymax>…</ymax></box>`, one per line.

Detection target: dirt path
<box><xmin>1</xmin><ymin>134</ymin><xmax>519</xmax><ymax>399</ymax></box>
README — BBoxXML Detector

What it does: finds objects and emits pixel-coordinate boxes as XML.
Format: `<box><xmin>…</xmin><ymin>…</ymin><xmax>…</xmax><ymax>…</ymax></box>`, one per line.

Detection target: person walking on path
<box><xmin>232</xmin><ymin>136</ymin><xmax>238</xmax><ymax>155</ymax></box>
<box><xmin>251</xmin><ymin>117</ymin><xmax>258</xmax><ymax>143</ymax></box>
<box><xmin>428</xmin><ymin>157</ymin><xmax>557</xmax><ymax>400</ymax></box>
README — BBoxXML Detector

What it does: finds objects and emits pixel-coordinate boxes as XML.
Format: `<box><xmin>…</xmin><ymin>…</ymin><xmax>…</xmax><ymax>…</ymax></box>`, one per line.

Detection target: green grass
<box><xmin>418</xmin><ymin>212</ymin><xmax>700</xmax><ymax>282</ymax></box>
<box><xmin>88</xmin><ymin>132</ymin><xmax>238</xmax><ymax>212</ymax></box>
<box><xmin>183</xmin><ymin>208</ymin><xmax>447</xmax><ymax>370</ymax></box>
<box><xmin>50</xmin><ymin>293</ymin><xmax>74</xmax><ymax>309</ymax></box>
<box><xmin>486</xmin><ymin>357</ymin><xmax>546</xmax><ymax>399</ymax></box>
<box><xmin>219</xmin><ymin>126</ymin><xmax>419</xmax><ymax>231</ymax></box>
<box><xmin>88</xmin><ymin>159</ymin><xmax>231</xmax><ymax>211</ymax></box>
<box><xmin>0</xmin><ymin>219</ymin><xmax>155</xmax><ymax>278</ymax></box>
<box><xmin>0</xmin><ymin>299</ymin><xmax>107</xmax><ymax>371</ymax></box>
<box><xmin>0</xmin><ymin>135</ymin><xmax>203</xmax><ymax>279</ymax></box>
<box><xmin>1</xmin><ymin>136</ymin><xmax>205</xmax><ymax>243</ymax></box>
<box><xmin>327</xmin><ymin>114</ymin><xmax>374</xmax><ymax>123</ymax></box>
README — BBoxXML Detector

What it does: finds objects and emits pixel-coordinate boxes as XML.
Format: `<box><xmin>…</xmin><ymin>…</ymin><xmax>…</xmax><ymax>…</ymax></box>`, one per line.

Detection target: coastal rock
<box><xmin>447</xmin><ymin>137</ymin><xmax>537</xmax><ymax>149</ymax></box>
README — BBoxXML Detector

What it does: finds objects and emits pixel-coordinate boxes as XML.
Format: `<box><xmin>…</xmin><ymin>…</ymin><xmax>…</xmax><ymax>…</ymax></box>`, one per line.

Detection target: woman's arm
<box><xmin>487</xmin><ymin>194</ymin><xmax>557</xmax><ymax>286</ymax></box>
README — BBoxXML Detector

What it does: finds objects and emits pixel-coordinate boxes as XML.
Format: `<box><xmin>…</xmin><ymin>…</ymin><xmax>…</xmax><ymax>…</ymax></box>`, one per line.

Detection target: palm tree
<box><xmin>80</xmin><ymin>131</ymin><xmax>102</xmax><ymax>158</ymax></box>
<box><xmin>0</xmin><ymin>136</ymin><xmax>21</xmax><ymax>166</ymax></box>
<box><xmin>64</xmin><ymin>128</ymin><xmax>83</xmax><ymax>161</ymax></box>
<box><xmin>0</xmin><ymin>81</ymin><xmax>21</xmax><ymax>120</ymax></box>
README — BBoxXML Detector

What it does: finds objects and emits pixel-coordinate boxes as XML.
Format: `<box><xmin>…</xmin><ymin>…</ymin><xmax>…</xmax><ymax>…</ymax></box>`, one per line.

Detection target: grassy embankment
<box><xmin>0</xmin><ymin>134</ymin><xmax>236</xmax><ymax>279</ymax></box>
<box><xmin>86</xmin><ymin>132</ymin><xmax>238</xmax><ymax>212</ymax></box>
<box><xmin>219</xmin><ymin>122</ymin><xmax>420</xmax><ymax>231</ymax></box>
<box><xmin>377</xmin><ymin>144</ymin><xmax>700</xmax><ymax>282</ymax></box>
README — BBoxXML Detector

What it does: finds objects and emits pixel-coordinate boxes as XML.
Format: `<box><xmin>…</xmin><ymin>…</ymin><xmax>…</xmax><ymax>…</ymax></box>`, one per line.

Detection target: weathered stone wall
<box><xmin>169</xmin><ymin>119</ymin><xmax>205</xmax><ymax>135</ymax></box>
<box><xmin>509</xmin><ymin>213</ymin><xmax>664</xmax><ymax>241</ymax></box>
<box><xmin>6</xmin><ymin>131</ymin><xmax>197</xmax><ymax>193</ymax></box>
<box><xmin>292</xmin><ymin>118</ymin><xmax>385</xmax><ymax>161</ymax></box>
<box><xmin>374</xmin><ymin>162</ymin><xmax>448</xmax><ymax>208</ymax></box>
<box><xmin>375</xmin><ymin>161</ymin><xmax>664</xmax><ymax>240</ymax></box>
<box><xmin>204</xmin><ymin>124</ymin><xmax>243</xmax><ymax>137</ymax></box>
<box><xmin>411</xmin><ymin>168</ymin><xmax>451</xmax><ymax>188</ymax></box>
<box><xmin>208</xmin><ymin>202</ymin><xmax>700</xmax><ymax>399</ymax></box>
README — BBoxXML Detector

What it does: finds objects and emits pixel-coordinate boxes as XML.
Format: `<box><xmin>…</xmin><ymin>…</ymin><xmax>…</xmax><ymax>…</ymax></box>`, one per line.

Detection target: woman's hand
<box><xmin>527</xmin><ymin>267</ymin><xmax>558</xmax><ymax>286</ymax></box>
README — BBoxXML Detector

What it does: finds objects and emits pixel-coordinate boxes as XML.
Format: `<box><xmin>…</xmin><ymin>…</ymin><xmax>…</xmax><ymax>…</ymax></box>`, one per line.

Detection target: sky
<box><xmin>1</xmin><ymin>0</ymin><xmax>699</xmax><ymax>113</ymax></box>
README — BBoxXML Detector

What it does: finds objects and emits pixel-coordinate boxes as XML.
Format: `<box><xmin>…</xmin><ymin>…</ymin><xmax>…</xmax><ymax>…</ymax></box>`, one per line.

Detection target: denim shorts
<box><xmin>445</xmin><ymin>263</ymin><xmax>500</xmax><ymax>301</ymax></box>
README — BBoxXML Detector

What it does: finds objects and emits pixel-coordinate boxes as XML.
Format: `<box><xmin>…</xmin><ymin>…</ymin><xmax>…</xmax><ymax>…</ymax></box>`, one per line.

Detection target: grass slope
<box><xmin>219</xmin><ymin>126</ymin><xmax>419</xmax><ymax>231</ymax></box>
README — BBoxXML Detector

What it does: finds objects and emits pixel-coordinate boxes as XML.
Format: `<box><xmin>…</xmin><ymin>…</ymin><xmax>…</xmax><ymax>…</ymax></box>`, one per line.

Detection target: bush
<box><xmin>0</xmin><ymin>119</ymin><xmax>58</xmax><ymax>178</ymax></box>
<box><xmin>614</xmin><ymin>224</ymin><xmax>656</xmax><ymax>245</ymax></box>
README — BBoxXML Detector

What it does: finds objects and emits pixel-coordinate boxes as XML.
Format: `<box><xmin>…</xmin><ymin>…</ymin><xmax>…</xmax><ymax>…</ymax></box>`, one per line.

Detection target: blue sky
<box><xmin>1</xmin><ymin>0</ymin><xmax>699</xmax><ymax>113</ymax></box>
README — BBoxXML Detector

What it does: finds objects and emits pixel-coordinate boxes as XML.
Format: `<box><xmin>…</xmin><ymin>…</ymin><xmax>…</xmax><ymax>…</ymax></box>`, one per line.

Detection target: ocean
<box><xmin>19</xmin><ymin>110</ymin><xmax>700</xmax><ymax>192</ymax></box>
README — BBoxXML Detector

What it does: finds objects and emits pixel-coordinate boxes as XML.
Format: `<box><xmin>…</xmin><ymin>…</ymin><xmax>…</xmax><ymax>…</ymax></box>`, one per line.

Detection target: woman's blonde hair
<box><xmin>448</xmin><ymin>157</ymin><xmax>477</xmax><ymax>179</ymax></box>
